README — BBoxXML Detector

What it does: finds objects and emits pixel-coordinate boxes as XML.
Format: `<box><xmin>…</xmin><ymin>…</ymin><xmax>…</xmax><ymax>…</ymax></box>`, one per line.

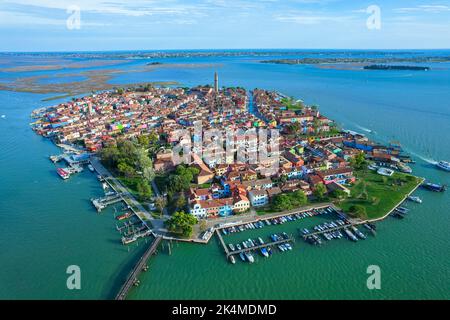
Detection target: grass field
<box><xmin>339</xmin><ymin>168</ymin><xmax>423</xmax><ymax>220</ymax></box>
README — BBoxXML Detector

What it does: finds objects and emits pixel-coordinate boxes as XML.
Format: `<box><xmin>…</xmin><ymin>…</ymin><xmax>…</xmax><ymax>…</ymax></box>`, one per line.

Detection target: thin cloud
<box><xmin>394</xmin><ymin>5</ymin><xmax>450</xmax><ymax>13</ymax></box>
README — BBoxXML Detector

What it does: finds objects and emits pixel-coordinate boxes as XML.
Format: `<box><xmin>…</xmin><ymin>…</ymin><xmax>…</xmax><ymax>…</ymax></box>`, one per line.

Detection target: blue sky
<box><xmin>0</xmin><ymin>0</ymin><xmax>449</xmax><ymax>51</ymax></box>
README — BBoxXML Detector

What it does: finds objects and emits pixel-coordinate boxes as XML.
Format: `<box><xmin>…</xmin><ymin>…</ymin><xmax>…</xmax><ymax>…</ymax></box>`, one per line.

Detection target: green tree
<box><xmin>331</xmin><ymin>189</ymin><xmax>348</xmax><ymax>203</ymax></box>
<box><xmin>174</xmin><ymin>193</ymin><xmax>187</xmax><ymax>210</ymax></box>
<box><xmin>351</xmin><ymin>152</ymin><xmax>366</xmax><ymax>169</ymax></box>
<box><xmin>290</xmin><ymin>190</ymin><xmax>308</xmax><ymax>207</ymax></box>
<box><xmin>165</xmin><ymin>211</ymin><xmax>198</xmax><ymax>237</ymax></box>
<box><xmin>272</xmin><ymin>194</ymin><xmax>293</xmax><ymax>212</ymax></box>
<box><xmin>117</xmin><ymin>161</ymin><xmax>136</xmax><ymax>177</ymax></box>
<box><xmin>99</xmin><ymin>144</ymin><xmax>119</xmax><ymax>168</ymax></box>
<box><xmin>313</xmin><ymin>183</ymin><xmax>327</xmax><ymax>200</ymax></box>
<box><xmin>136</xmin><ymin>180</ymin><xmax>152</xmax><ymax>201</ymax></box>
<box><xmin>348</xmin><ymin>204</ymin><xmax>367</xmax><ymax>219</ymax></box>
<box><xmin>155</xmin><ymin>196</ymin><xmax>167</xmax><ymax>218</ymax></box>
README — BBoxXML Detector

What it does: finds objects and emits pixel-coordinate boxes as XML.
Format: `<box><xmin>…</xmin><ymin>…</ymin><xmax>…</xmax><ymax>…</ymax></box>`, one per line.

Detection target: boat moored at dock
<box><xmin>407</xmin><ymin>195</ymin><xmax>422</xmax><ymax>203</ymax></box>
<box><xmin>421</xmin><ymin>182</ymin><xmax>447</xmax><ymax>192</ymax></box>
<box><xmin>56</xmin><ymin>167</ymin><xmax>70</xmax><ymax>180</ymax></box>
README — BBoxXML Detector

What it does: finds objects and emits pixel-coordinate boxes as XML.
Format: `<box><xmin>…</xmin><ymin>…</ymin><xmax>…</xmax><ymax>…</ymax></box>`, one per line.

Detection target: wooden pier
<box><xmin>115</xmin><ymin>236</ymin><xmax>162</xmax><ymax>300</ymax></box>
<box><xmin>227</xmin><ymin>237</ymin><xmax>294</xmax><ymax>258</ymax></box>
<box><xmin>91</xmin><ymin>193</ymin><xmax>123</xmax><ymax>212</ymax></box>
<box><xmin>302</xmin><ymin>222</ymin><xmax>364</xmax><ymax>239</ymax></box>
<box><xmin>216</xmin><ymin>229</ymin><xmax>294</xmax><ymax>259</ymax></box>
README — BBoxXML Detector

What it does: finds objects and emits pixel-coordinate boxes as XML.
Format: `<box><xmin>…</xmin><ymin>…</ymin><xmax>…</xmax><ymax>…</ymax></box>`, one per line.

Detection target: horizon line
<box><xmin>1</xmin><ymin>48</ymin><xmax>450</xmax><ymax>54</ymax></box>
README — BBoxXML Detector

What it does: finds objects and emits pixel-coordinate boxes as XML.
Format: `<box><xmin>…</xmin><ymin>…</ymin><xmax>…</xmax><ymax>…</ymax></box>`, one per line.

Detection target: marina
<box><xmin>216</xmin><ymin>229</ymin><xmax>295</xmax><ymax>263</ymax></box>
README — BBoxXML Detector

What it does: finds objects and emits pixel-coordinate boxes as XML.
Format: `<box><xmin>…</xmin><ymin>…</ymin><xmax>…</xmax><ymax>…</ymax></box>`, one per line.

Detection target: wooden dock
<box><xmin>216</xmin><ymin>229</ymin><xmax>294</xmax><ymax>259</ymax></box>
<box><xmin>302</xmin><ymin>222</ymin><xmax>364</xmax><ymax>239</ymax></box>
<box><xmin>115</xmin><ymin>236</ymin><xmax>162</xmax><ymax>300</ymax></box>
<box><xmin>227</xmin><ymin>237</ymin><xmax>294</xmax><ymax>258</ymax></box>
<box><xmin>91</xmin><ymin>193</ymin><xmax>123</xmax><ymax>212</ymax></box>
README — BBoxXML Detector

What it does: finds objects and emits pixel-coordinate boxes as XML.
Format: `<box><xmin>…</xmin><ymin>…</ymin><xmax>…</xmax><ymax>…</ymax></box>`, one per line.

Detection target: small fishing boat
<box><xmin>245</xmin><ymin>252</ymin><xmax>255</xmax><ymax>263</ymax></box>
<box><xmin>260</xmin><ymin>247</ymin><xmax>269</xmax><ymax>258</ymax></box>
<box><xmin>407</xmin><ymin>195</ymin><xmax>422</xmax><ymax>204</ymax></box>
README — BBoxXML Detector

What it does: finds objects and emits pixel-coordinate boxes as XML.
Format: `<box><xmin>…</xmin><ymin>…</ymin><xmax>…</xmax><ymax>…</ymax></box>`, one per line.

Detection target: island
<box><xmin>363</xmin><ymin>64</ymin><xmax>430</xmax><ymax>71</ymax></box>
<box><xmin>260</xmin><ymin>56</ymin><xmax>450</xmax><ymax>65</ymax></box>
<box><xmin>30</xmin><ymin>75</ymin><xmax>423</xmax><ymax>243</ymax></box>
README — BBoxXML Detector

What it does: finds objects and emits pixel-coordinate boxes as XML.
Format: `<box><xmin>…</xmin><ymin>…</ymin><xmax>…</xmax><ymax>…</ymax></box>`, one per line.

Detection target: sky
<box><xmin>0</xmin><ymin>0</ymin><xmax>450</xmax><ymax>51</ymax></box>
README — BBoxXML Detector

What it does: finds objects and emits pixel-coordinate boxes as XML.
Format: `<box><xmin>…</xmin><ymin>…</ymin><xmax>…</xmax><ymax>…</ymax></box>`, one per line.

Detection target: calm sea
<box><xmin>0</xmin><ymin>50</ymin><xmax>449</xmax><ymax>299</ymax></box>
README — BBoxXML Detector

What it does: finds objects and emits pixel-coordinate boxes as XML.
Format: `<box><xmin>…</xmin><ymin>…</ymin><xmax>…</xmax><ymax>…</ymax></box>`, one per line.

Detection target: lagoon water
<box><xmin>0</xmin><ymin>51</ymin><xmax>449</xmax><ymax>299</ymax></box>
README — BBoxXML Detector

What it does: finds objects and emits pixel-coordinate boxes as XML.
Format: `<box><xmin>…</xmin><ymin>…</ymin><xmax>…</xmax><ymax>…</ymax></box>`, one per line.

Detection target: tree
<box><xmin>331</xmin><ymin>189</ymin><xmax>348</xmax><ymax>203</ymax></box>
<box><xmin>199</xmin><ymin>220</ymin><xmax>207</xmax><ymax>232</ymax></box>
<box><xmin>155</xmin><ymin>196</ymin><xmax>167</xmax><ymax>218</ymax></box>
<box><xmin>117</xmin><ymin>161</ymin><xmax>136</xmax><ymax>177</ymax></box>
<box><xmin>351</xmin><ymin>152</ymin><xmax>366</xmax><ymax>169</ymax></box>
<box><xmin>271</xmin><ymin>194</ymin><xmax>293</xmax><ymax>212</ymax></box>
<box><xmin>290</xmin><ymin>190</ymin><xmax>308</xmax><ymax>207</ymax></box>
<box><xmin>165</xmin><ymin>211</ymin><xmax>198</xmax><ymax>237</ymax></box>
<box><xmin>174</xmin><ymin>193</ymin><xmax>186</xmax><ymax>210</ymax></box>
<box><xmin>348</xmin><ymin>204</ymin><xmax>367</xmax><ymax>219</ymax></box>
<box><xmin>134</xmin><ymin>148</ymin><xmax>154</xmax><ymax>181</ymax></box>
<box><xmin>313</xmin><ymin>183</ymin><xmax>327</xmax><ymax>200</ymax></box>
<box><xmin>99</xmin><ymin>144</ymin><xmax>119</xmax><ymax>167</ymax></box>
<box><xmin>136</xmin><ymin>180</ymin><xmax>152</xmax><ymax>201</ymax></box>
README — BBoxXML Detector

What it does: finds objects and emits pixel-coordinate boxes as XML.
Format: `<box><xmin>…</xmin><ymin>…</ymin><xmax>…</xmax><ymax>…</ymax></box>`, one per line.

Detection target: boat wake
<box><xmin>408</xmin><ymin>151</ymin><xmax>437</xmax><ymax>165</ymax></box>
<box><xmin>355</xmin><ymin>124</ymin><xmax>375</xmax><ymax>134</ymax></box>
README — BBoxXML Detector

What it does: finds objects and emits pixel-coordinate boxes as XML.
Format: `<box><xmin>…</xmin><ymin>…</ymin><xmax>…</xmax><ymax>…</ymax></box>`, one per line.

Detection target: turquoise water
<box><xmin>0</xmin><ymin>51</ymin><xmax>449</xmax><ymax>299</ymax></box>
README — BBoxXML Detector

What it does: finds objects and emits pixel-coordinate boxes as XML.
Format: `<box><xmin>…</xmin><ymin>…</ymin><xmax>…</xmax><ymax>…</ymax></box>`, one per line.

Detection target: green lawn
<box><xmin>338</xmin><ymin>168</ymin><xmax>423</xmax><ymax>220</ymax></box>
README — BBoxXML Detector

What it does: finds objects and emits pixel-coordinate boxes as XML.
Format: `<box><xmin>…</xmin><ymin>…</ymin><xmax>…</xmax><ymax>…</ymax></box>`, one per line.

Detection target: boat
<box><xmin>244</xmin><ymin>252</ymin><xmax>255</xmax><ymax>263</ymax></box>
<box><xmin>421</xmin><ymin>182</ymin><xmax>447</xmax><ymax>192</ymax></box>
<box><xmin>242</xmin><ymin>241</ymin><xmax>248</xmax><ymax>249</ymax></box>
<box><xmin>229</xmin><ymin>255</ymin><xmax>236</xmax><ymax>264</ymax></box>
<box><xmin>284</xmin><ymin>243</ymin><xmax>293</xmax><ymax>250</ymax></box>
<box><xmin>239</xmin><ymin>252</ymin><xmax>246</xmax><ymax>262</ymax></box>
<box><xmin>436</xmin><ymin>161</ymin><xmax>450</xmax><ymax>172</ymax></box>
<box><xmin>56</xmin><ymin>167</ymin><xmax>70</xmax><ymax>180</ymax></box>
<box><xmin>395</xmin><ymin>206</ymin><xmax>409</xmax><ymax>214</ymax></box>
<box><xmin>121</xmin><ymin>235</ymin><xmax>138</xmax><ymax>245</ymax></box>
<box><xmin>397</xmin><ymin>162</ymin><xmax>412</xmax><ymax>173</ymax></box>
<box><xmin>351</xmin><ymin>226</ymin><xmax>366</xmax><ymax>239</ymax></box>
<box><xmin>258</xmin><ymin>237</ymin><xmax>265</xmax><ymax>245</ymax></box>
<box><xmin>228</xmin><ymin>243</ymin><xmax>235</xmax><ymax>251</ymax></box>
<box><xmin>391</xmin><ymin>211</ymin><xmax>405</xmax><ymax>219</ymax></box>
<box><xmin>236</xmin><ymin>243</ymin><xmax>242</xmax><ymax>250</ymax></box>
<box><xmin>88</xmin><ymin>164</ymin><xmax>95</xmax><ymax>172</ymax></box>
<box><xmin>407</xmin><ymin>195</ymin><xmax>422</xmax><ymax>204</ymax></box>
<box><xmin>260</xmin><ymin>247</ymin><xmax>269</xmax><ymax>257</ymax></box>
<box><xmin>344</xmin><ymin>228</ymin><xmax>358</xmax><ymax>242</ymax></box>
<box><xmin>116</xmin><ymin>212</ymin><xmax>132</xmax><ymax>221</ymax></box>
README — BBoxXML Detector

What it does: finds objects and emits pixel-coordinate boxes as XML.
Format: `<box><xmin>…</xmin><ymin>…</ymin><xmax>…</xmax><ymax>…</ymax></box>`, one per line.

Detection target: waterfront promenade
<box><xmin>90</xmin><ymin>157</ymin><xmax>167</xmax><ymax>235</ymax></box>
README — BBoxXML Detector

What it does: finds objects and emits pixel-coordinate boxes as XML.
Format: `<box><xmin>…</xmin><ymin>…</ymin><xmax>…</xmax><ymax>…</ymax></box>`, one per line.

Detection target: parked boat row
<box><xmin>221</xmin><ymin>206</ymin><xmax>337</xmax><ymax>236</ymax></box>
<box><xmin>201</xmin><ymin>228</ymin><xmax>214</xmax><ymax>241</ymax></box>
<box><xmin>301</xmin><ymin>219</ymin><xmax>368</xmax><ymax>244</ymax></box>
<box><xmin>228</xmin><ymin>232</ymin><xmax>293</xmax><ymax>264</ymax></box>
